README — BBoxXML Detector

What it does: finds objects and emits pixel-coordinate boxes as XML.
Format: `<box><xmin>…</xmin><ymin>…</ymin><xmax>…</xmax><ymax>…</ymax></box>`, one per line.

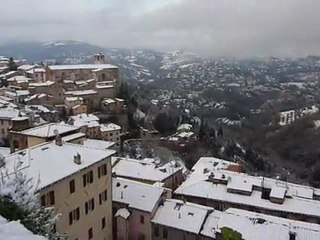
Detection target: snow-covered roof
<box><xmin>112</xmin><ymin>157</ymin><xmax>183</xmax><ymax>182</ymax></box>
<box><xmin>65</xmin><ymin>96</ymin><xmax>83</xmax><ymax>102</ymax></box>
<box><xmin>2</xmin><ymin>142</ymin><xmax>116</xmax><ymax>191</ymax></box>
<box><xmin>176</xmin><ymin>131</ymin><xmax>194</xmax><ymax>138</ymax></box>
<box><xmin>0</xmin><ymin>108</ymin><xmax>21</xmax><ymax>120</ymax></box>
<box><xmin>175</xmin><ymin>168</ymin><xmax>320</xmax><ymax>218</ymax></box>
<box><xmin>177</xmin><ymin>123</ymin><xmax>192</xmax><ymax>132</ymax></box>
<box><xmin>103</xmin><ymin>98</ymin><xmax>116</xmax><ymax>104</ymax></box>
<box><xmin>7</xmin><ymin>75</ymin><xmax>31</xmax><ymax>82</ymax></box>
<box><xmin>48</xmin><ymin>64</ymin><xmax>118</xmax><ymax>71</ymax></box>
<box><xmin>113</xmin><ymin>177</ymin><xmax>165</xmax><ymax>212</ymax></box>
<box><xmin>29</xmin><ymin>81</ymin><xmax>55</xmax><ymax>87</ymax></box>
<box><xmin>17</xmin><ymin>64</ymin><xmax>36</xmax><ymax>71</ymax></box>
<box><xmin>201</xmin><ymin>208</ymin><xmax>320</xmax><ymax>240</ymax></box>
<box><xmin>70</xmin><ymin>113</ymin><xmax>99</xmax><ymax>128</ymax></box>
<box><xmin>0</xmin><ymin>147</ymin><xmax>11</xmax><ymax>157</ymax></box>
<box><xmin>115</xmin><ymin>208</ymin><xmax>131</xmax><ymax>219</ymax></box>
<box><xmin>191</xmin><ymin>157</ymin><xmax>240</xmax><ymax>173</ymax></box>
<box><xmin>19</xmin><ymin>123</ymin><xmax>79</xmax><ymax>138</ymax></box>
<box><xmin>83</xmin><ymin>139</ymin><xmax>115</xmax><ymax>150</ymax></box>
<box><xmin>0</xmin><ymin>215</ymin><xmax>47</xmax><ymax>240</ymax></box>
<box><xmin>61</xmin><ymin>132</ymin><xmax>86</xmax><ymax>142</ymax></box>
<box><xmin>100</xmin><ymin>123</ymin><xmax>121</xmax><ymax>132</ymax></box>
<box><xmin>64</xmin><ymin>90</ymin><xmax>97</xmax><ymax>96</ymax></box>
<box><xmin>151</xmin><ymin>199</ymin><xmax>212</xmax><ymax>234</ymax></box>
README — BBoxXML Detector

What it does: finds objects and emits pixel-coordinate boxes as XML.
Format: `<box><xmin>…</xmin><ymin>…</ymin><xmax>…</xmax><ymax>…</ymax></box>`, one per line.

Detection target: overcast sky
<box><xmin>1</xmin><ymin>0</ymin><xmax>320</xmax><ymax>57</ymax></box>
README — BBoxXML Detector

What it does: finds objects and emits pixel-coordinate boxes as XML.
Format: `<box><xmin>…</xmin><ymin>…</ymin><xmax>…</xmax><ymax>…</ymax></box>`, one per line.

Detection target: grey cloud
<box><xmin>1</xmin><ymin>0</ymin><xmax>320</xmax><ymax>57</ymax></box>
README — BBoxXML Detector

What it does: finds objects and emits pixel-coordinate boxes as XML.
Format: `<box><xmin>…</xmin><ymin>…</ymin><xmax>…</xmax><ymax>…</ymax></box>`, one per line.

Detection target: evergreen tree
<box><xmin>8</xmin><ymin>57</ymin><xmax>18</xmax><ymax>71</ymax></box>
<box><xmin>0</xmin><ymin>170</ymin><xmax>67</xmax><ymax>239</ymax></box>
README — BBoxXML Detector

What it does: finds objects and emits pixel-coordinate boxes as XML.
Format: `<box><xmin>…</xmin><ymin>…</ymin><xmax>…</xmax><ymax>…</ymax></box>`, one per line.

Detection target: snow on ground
<box><xmin>0</xmin><ymin>215</ymin><xmax>47</xmax><ymax>240</ymax></box>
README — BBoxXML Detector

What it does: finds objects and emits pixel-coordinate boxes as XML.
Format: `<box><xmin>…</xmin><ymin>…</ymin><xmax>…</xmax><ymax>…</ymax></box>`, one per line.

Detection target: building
<box><xmin>1</xmin><ymin>140</ymin><xmax>116</xmax><ymax>240</ymax></box>
<box><xmin>0</xmin><ymin>108</ymin><xmax>24</xmax><ymax>142</ymax></box>
<box><xmin>64</xmin><ymin>97</ymin><xmax>87</xmax><ymax>115</ymax></box>
<box><xmin>9</xmin><ymin>122</ymin><xmax>80</xmax><ymax>152</ymax></box>
<box><xmin>46</xmin><ymin>63</ymin><xmax>119</xmax><ymax>87</ymax></box>
<box><xmin>29</xmin><ymin>81</ymin><xmax>64</xmax><ymax>105</ymax></box>
<box><xmin>152</xmin><ymin>199</ymin><xmax>212</xmax><ymax>240</ymax></box>
<box><xmin>101</xmin><ymin>98</ymin><xmax>124</xmax><ymax>114</ymax></box>
<box><xmin>113</xmin><ymin>177</ymin><xmax>169</xmax><ymax>240</ymax></box>
<box><xmin>100</xmin><ymin>123</ymin><xmax>121</xmax><ymax>143</ymax></box>
<box><xmin>112</xmin><ymin>157</ymin><xmax>184</xmax><ymax>190</ymax></box>
<box><xmin>151</xmin><ymin>199</ymin><xmax>320</xmax><ymax>240</ymax></box>
<box><xmin>64</xmin><ymin>90</ymin><xmax>99</xmax><ymax>112</ymax></box>
<box><xmin>174</xmin><ymin>158</ymin><xmax>320</xmax><ymax>223</ymax></box>
<box><xmin>69</xmin><ymin>113</ymin><xmax>101</xmax><ymax>139</ymax></box>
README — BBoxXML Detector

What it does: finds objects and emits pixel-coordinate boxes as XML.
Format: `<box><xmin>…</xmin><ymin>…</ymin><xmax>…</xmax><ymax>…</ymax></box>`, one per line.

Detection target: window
<box><xmin>1</xmin><ymin>129</ymin><xmax>4</xmax><ymax>135</ymax></box>
<box><xmin>154</xmin><ymin>226</ymin><xmax>159</xmax><ymax>237</ymax></box>
<box><xmin>69</xmin><ymin>207</ymin><xmax>80</xmax><ymax>225</ymax></box>
<box><xmin>0</xmin><ymin>120</ymin><xmax>3</xmax><ymax>125</ymax></box>
<box><xmin>85</xmin><ymin>198</ymin><xmax>95</xmax><ymax>214</ymax></box>
<box><xmin>88</xmin><ymin>228</ymin><xmax>93</xmax><ymax>240</ymax></box>
<box><xmin>83</xmin><ymin>171</ymin><xmax>93</xmax><ymax>187</ymax></box>
<box><xmin>98</xmin><ymin>164</ymin><xmax>107</xmax><ymax>178</ymax></box>
<box><xmin>69</xmin><ymin>179</ymin><xmax>75</xmax><ymax>194</ymax></box>
<box><xmin>109</xmin><ymin>133</ymin><xmax>113</xmax><ymax>136</ymax></box>
<box><xmin>140</xmin><ymin>215</ymin><xmax>145</xmax><ymax>224</ymax></box>
<box><xmin>99</xmin><ymin>190</ymin><xmax>107</xmax><ymax>205</ymax></box>
<box><xmin>101</xmin><ymin>217</ymin><xmax>106</xmax><ymax>229</ymax></box>
<box><xmin>40</xmin><ymin>190</ymin><xmax>55</xmax><ymax>206</ymax></box>
<box><xmin>163</xmin><ymin>228</ymin><xmax>168</xmax><ymax>239</ymax></box>
<box><xmin>138</xmin><ymin>233</ymin><xmax>145</xmax><ymax>240</ymax></box>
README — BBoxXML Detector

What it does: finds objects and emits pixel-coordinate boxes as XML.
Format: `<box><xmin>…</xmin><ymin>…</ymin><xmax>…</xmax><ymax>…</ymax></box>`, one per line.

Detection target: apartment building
<box><xmin>69</xmin><ymin>113</ymin><xmax>101</xmax><ymax>139</ymax></box>
<box><xmin>46</xmin><ymin>63</ymin><xmax>119</xmax><ymax>89</ymax></box>
<box><xmin>9</xmin><ymin>122</ymin><xmax>80</xmax><ymax>152</ymax></box>
<box><xmin>174</xmin><ymin>157</ymin><xmax>320</xmax><ymax>224</ymax></box>
<box><xmin>0</xmin><ymin>108</ymin><xmax>23</xmax><ymax>141</ymax></box>
<box><xmin>101</xmin><ymin>98</ymin><xmax>124</xmax><ymax>114</ymax></box>
<box><xmin>112</xmin><ymin>157</ymin><xmax>184</xmax><ymax>190</ymax></box>
<box><xmin>151</xmin><ymin>199</ymin><xmax>320</xmax><ymax>240</ymax></box>
<box><xmin>64</xmin><ymin>90</ymin><xmax>99</xmax><ymax>112</ymax></box>
<box><xmin>29</xmin><ymin>81</ymin><xmax>64</xmax><ymax>105</ymax></box>
<box><xmin>65</xmin><ymin>97</ymin><xmax>87</xmax><ymax>115</ymax></box>
<box><xmin>1</xmin><ymin>140</ymin><xmax>116</xmax><ymax>240</ymax></box>
<box><xmin>112</xmin><ymin>177</ymin><xmax>169</xmax><ymax>240</ymax></box>
<box><xmin>100</xmin><ymin>123</ymin><xmax>121</xmax><ymax>143</ymax></box>
<box><xmin>152</xmin><ymin>199</ymin><xmax>212</xmax><ymax>240</ymax></box>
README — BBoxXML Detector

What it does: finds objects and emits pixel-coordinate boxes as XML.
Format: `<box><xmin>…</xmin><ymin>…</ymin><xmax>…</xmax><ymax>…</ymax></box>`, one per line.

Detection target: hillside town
<box><xmin>0</xmin><ymin>52</ymin><xmax>320</xmax><ymax>240</ymax></box>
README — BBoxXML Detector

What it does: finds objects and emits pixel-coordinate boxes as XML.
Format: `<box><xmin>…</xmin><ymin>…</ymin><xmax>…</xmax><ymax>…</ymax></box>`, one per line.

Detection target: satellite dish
<box><xmin>53</xmin><ymin>129</ymin><xmax>59</xmax><ymax>136</ymax></box>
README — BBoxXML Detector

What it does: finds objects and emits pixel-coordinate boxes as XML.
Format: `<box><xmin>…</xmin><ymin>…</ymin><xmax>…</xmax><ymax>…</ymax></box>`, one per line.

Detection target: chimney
<box><xmin>289</xmin><ymin>232</ymin><xmax>296</xmax><ymax>240</ymax></box>
<box><xmin>73</xmin><ymin>153</ymin><xmax>81</xmax><ymax>165</ymax></box>
<box><xmin>55</xmin><ymin>134</ymin><xmax>62</xmax><ymax>146</ymax></box>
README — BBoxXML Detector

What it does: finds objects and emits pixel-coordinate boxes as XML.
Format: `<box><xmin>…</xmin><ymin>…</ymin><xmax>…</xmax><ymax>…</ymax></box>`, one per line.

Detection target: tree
<box><xmin>0</xmin><ymin>170</ymin><xmax>67</xmax><ymax>239</ymax></box>
<box><xmin>220</xmin><ymin>227</ymin><xmax>242</xmax><ymax>240</ymax></box>
<box><xmin>153</xmin><ymin>113</ymin><xmax>176</xmax><ymax>135</ymax></box>
<box><xmin>8</xmin><ymin>57</ymin><xmax>17</xmax><ymax>71</ymax></box>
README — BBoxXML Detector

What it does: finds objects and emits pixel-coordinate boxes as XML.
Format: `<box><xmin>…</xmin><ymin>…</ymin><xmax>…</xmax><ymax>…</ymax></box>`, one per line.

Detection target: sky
<box><xmin>1</xmin><ymin>0</ymin><xmax>320</xmax><ymax>57</ymax></box>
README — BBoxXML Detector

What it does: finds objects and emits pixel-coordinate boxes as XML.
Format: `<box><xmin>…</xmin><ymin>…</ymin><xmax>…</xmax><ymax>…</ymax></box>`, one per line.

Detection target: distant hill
<box><xmin>0</xmin><ymin>40</ymin><xmax>106</xmax><ymax>63</ymax></box>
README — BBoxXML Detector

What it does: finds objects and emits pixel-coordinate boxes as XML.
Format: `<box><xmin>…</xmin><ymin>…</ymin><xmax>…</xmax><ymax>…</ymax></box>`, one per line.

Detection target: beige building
<box><xmin>101</xmin><ymin>98</ymin><xmax>124</xmax><ymax>114</ymax></box>
<box><xmin>175</xmin><ymin>157</ymin><xmax>320</xmax><ymax>224</ymax></box>
<box><xmin>113</xmin><ymin>177</ymin><xmax>170</xmax><ymax>240</ymax></box>
<box><xmin>112</xmin><ymin>157</ymin><xmax>184</xmax><ymax>191</ymax></box>
<box><xmin>100</xmin><ymin>123</ymin><xmax>121</xmax><ymax>143</ymax></box>
<box><xmin>65</xmin><ymin>97</ymin><xmax>87</xmax><ymax>115</ymax></box>
<box><xmin>29</xmin><ymin>81</ymin><xmax>64</xmax><ymax>105</ymax></box>
<box><xmin>9</xmin><ymin>122</ymin><xmax>80</xmax><ymax>152</ymax></box>
<box><xmin>64</xmin><ymin>90</ymin><xmax>99</xmax><ymax>112</ymax></box>
<box><xmin>2</xmin><ymin>140</ymin><xmax>116</xmax><ymax>240</ymax></box>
